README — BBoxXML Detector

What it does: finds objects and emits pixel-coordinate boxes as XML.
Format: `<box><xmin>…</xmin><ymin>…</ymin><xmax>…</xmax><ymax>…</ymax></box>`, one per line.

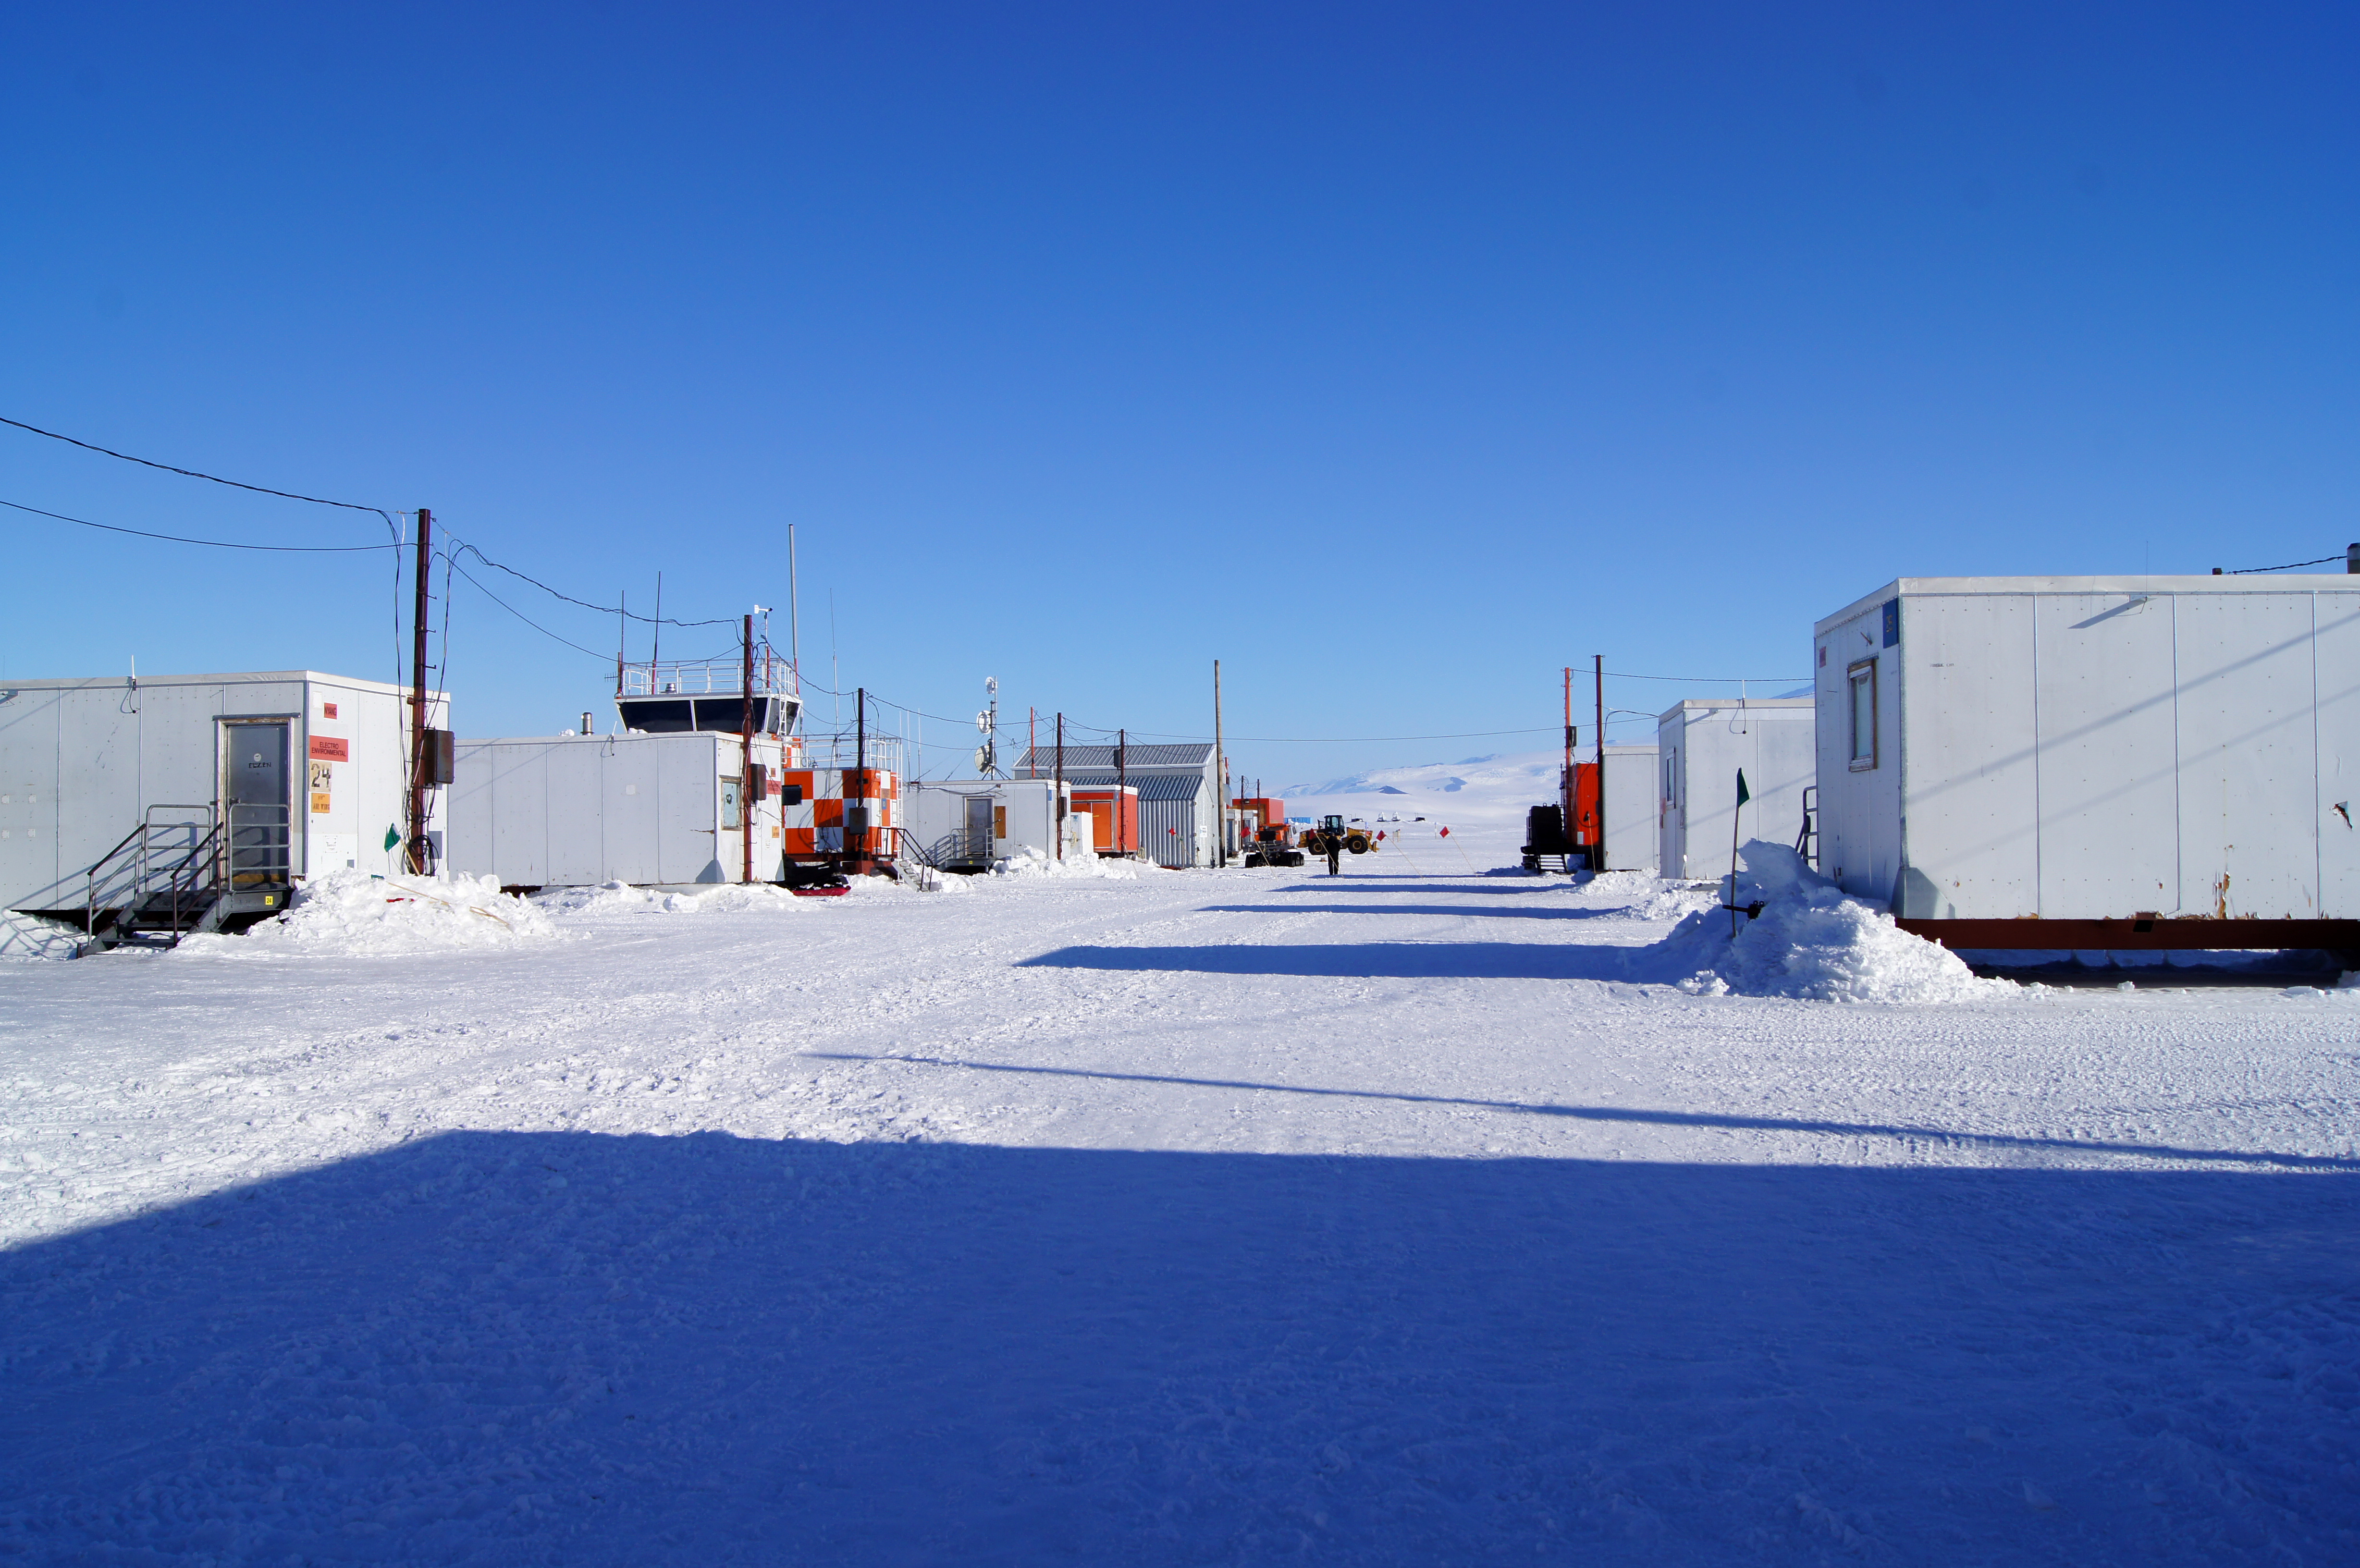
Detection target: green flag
<box><xmin>1734</xmin><ymin>769</ymin><xmax>1751</xmax><ymax>808</ymax></box>
<box><xmin>384</xmin><ymin>824</ymin><xmax>402</xmax><ymax>852</ymax></box>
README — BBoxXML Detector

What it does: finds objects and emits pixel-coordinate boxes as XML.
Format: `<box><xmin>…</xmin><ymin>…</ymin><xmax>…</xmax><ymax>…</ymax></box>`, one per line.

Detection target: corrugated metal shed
<box><xmin>1132</xmin><ymin>774</ymin><xmax>1207</xmax><ymax>869</ymax></box>
<box><xmin>1013</xmin><ymin>743</ymin><xmax>1214</xmax><ymax>772</ymax></box>
<box><xmin>1016</xmin><ymin>743</ymin><xmax>1220</xmax><ymax>866</ymax></box>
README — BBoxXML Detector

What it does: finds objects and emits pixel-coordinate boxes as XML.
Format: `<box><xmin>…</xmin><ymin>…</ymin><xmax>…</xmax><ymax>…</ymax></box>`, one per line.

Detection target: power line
<box><xmin>446</xmin><ymin>558</ymin><xmax>613</xmax><ymax>661</ymax></box>
<box><xmin>0</xmin><ymin>414</ymin><xmax>397</xmax><ymax>523</ymax></box>
<box><xmin>443</xmin><ymin>540</ymin><xmax>737</xmax><ymax>628</ymax></box>
<box><xmin>1604</xmin><ymin>670</ymin><xmax>1809</xmax><ymax>684</ymax></box>
<box><xmin>1</xmin><ymin>495</ymin><xmax>401</xmax><ymax>552</ymax></box>
<box><xmin>1031</xmin><ymin>725</ymin><xmax>1560</xmax><ymax>745</ymax></box>
<box><xmin>2228</xmin><ymin>554</ymin><xmax>2344</xmax><ymax>575</ymax></box>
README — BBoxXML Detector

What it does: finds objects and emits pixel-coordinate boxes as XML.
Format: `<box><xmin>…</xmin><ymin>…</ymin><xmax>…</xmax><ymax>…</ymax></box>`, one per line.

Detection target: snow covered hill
<box><xmin>1280</xmin><ymin>748</ymin><xmax>1563</xmax><ymax>866</ymax></box>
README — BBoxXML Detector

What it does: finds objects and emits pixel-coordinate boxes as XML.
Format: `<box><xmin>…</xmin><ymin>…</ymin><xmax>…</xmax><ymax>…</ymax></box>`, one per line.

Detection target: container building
<box><xmin>1016</xmin><ymin>743</ymin><xmax>1220</xmax><ymax>868</ymax></box>
<box><xmin>1562</xmin><ymin>744</ymin><xmax>1659</xmax><ymax>874</ymax></box>
<box><xmin>1813</xmin><ymin>575</ymin><xmax>2360</xmax><ymax>957</ymax></box>
<box><xmin>901</xmin><ymin>778</ymin><xmax>1092</xmax><ymax>869</ymax></box>
<box><xmin>446</xmin><ymin>649</ymin><xmax>898</xmax><ymax>889</ymax></box>
<box><xmin>1070</xmin><ymin>785</ymin><xmax>1139</xmax><ymax>857</ymax></box>
<box><xmin>0</xmin><ymin>669</ymin><xmax>442</xmax><ymax>938</ymax></box>
<box><xmin>447</xmin><ymin>729</ymin><xmax>803</xmax><ymax>889</ymax></box>
<box><xmin>1656</xmin><ymin>699</ymin><xmax>1815</xmax><ymax>880</ymax></box>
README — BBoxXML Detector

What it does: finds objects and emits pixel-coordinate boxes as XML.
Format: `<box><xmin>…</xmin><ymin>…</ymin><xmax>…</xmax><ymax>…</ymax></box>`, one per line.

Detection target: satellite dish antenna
<box><xmin>984</xmin><ymin>676</ymin><xmax>998</xmax><ymax>695</ymax></box>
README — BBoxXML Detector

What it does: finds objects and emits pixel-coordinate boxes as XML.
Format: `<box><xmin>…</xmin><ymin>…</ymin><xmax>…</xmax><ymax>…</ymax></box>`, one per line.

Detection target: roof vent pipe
<box><xmin>582</xmin><ymin>711</ymin><xmax>594</xmax><ymax>734</ymax></box>
<box><xmin>2348</xmin><ymin>542</ymin><xmax>2360</xmax><ymax>574</ymax></box>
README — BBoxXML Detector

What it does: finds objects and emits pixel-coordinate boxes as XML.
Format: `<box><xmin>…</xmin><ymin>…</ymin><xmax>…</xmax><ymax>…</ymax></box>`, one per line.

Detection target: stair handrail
<box><xmin>83</xmin><ymin>804</ymin><xmax>215</xmax><ymax>937</ymax></box>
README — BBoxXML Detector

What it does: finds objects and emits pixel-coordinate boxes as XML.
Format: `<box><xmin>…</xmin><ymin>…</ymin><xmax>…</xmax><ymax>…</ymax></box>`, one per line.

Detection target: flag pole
<box><xmin>1729</xmin><ymin>768</ymin><xmax>1750</xmax><ymax>937</ymax></box>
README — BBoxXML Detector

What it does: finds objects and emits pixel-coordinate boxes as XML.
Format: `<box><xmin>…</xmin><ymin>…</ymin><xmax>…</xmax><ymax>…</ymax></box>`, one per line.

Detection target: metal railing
<box><xmin>83</xmin><ymin>801</ymin><xmax>296</xmax><ymax>940</ymax></box>
<box><xmin>619</xmin><ymin>650</ymin><xmax>798</xmax><ymax>699</ymax></box>
<box><xmin>800</xmin><ymin>729</ymin><xmax>907</xmax><ymax>779</ymax></box>
<box><xmin>225</xmin><ymin>803</ymin><xmax>292</xmax><ymax>889</ymax></box>
<box><xmin>1793</xmin><ymin>784</ymin><xmax>1818</xmax><ymax>869</ymax></box>
<box><xmin>84</xmin><ymin>804</ymin><xmax>216</xmax><ymax>938</ymax></box>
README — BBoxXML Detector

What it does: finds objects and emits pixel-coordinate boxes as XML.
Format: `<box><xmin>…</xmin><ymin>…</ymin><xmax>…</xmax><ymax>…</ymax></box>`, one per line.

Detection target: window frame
<box><xmin>1846</xmin><ymin>659</ymin><xmax>1878</xmax><ymax>772</ymax></box>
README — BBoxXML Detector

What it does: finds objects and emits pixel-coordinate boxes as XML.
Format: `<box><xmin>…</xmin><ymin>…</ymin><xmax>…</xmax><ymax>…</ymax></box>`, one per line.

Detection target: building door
<box><xmin>221</xmin><ymin>721</ymin><xmax>292</xmax><ymax>887</ymax></box>
<box><xmin>964</xmin><ymin>792</ymin><xmax>993</xmax><ymax>859</ymax></box>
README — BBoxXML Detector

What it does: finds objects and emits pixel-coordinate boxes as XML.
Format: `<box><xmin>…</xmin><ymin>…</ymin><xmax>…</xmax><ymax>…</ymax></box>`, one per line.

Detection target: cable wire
<box><xmin>2</xmin><ymin>495</ymin><xmax>400</xmax><ymax>552</ymax></box>
<box><xmin>443</xmin><ymin>539</ymin><xmax>736</xmax><ymax>628</ymax></box>
<box><xmin>0</xmin><ymin>415</ymin><xmax>401</xmax><ymax>524</ymax></box>
<box><xmin>2228</xmin><ymin>554</ymin><xmax>2344</xmax><ymax>575</ymax></box>
<box><xmin>447</xmin><ymin>559</ymin><xmax>614</xmax><ymax>661</ymax></box>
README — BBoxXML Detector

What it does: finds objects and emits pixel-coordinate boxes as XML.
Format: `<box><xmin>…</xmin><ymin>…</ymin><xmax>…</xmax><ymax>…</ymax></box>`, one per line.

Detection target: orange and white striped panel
<box><xmin>778</xmin><ymin>768</ymin><xmax>898</xmax><ymax>856</ymax></box>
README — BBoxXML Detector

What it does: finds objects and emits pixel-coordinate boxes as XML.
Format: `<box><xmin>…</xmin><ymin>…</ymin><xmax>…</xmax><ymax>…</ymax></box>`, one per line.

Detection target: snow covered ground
<box><xmin>4</xmin><ymin>842</ymin><xmax>2359</xmax><ymax>1563</ymax></box>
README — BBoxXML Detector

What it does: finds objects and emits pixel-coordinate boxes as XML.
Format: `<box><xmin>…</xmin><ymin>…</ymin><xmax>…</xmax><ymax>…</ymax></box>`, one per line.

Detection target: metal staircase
<box><xmin>83</xmin><ymin>804</ymin><xmax>294</xmax><ymax>951</ymax></box>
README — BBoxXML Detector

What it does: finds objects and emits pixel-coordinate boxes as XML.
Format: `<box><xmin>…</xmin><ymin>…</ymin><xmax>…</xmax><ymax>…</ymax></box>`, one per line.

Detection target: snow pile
<box><xmin>534</xmin><ymin>881</ymin><xmax>811</xmax><ymax>917</ymax></box>
<box><xmin>0</xmin><ymin>910</ymin><xmax>81</xmax><ymax>962</ymax></box>
<box><xmin>992</xmin><ymin>845</ymin><xmax>1148</xmax><ymax>880</ymax></box>
<box><xmin>1640</xmin><ymin>841</ymin><xmax>2002</xmax><ymax>1003</ymax></box>
<box><xmin>1577</xmin><ymin>870</ymin><xmax>1721</xmax><ymax>923</ymax></box>
<box><xmin>178</xmin><ymin>870</ymin><xmax>560</xmax><ymax>957</ymax></box>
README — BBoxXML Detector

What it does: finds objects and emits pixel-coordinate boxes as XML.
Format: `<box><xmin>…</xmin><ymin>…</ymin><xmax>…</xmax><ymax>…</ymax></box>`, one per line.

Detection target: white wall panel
<box><xmin>1895</xmin><ymin>595</ymin><xmax>2036</xmax><ymax>918</ymax></box>
<box><xmin>2032</xmin><ymin>592</ymin><xmax>2179</xmax><ymax>918</ymax></box>
<box><xmin>2315</xmin><ymin>595</ymin><xmax>2360</xmax><ymax>916</ymax></box>
<box><xmin>2175</xmin><ymin>594</ymin><xmax>2319</xmax><ymax>918</ymax></box>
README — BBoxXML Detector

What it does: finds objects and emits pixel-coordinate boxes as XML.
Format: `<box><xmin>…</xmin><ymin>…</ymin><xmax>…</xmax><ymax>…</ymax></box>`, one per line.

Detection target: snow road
<box><xmin>3</xmin><ymin>863</ymin><xmax>2357</xmax><ymax>1564</ymax></box>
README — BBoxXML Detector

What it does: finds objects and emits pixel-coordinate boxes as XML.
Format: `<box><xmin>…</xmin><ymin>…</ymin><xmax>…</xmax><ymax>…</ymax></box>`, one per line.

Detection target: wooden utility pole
<box><xmin>1055</xmin><ymin>711</ymin><xmax>1065</xmax><ymax>861</ymax></box>
<box><xmin>741</xmin><ymin>612</ymin><xmax>755</xmax><ymax>886</ymax></box>
<box><xmin>1213</xmin><ymin>659</ymin><xmax>1225</xmax><ymax>868</ymax></box>
<box><xmin>1592</xmin><ymin>654</ymin><xmax>1605</xmax><ymax>871</ymax></box>
<box><xmin>407</xmin><ymin>507</ymin><xmax>432</xmax><ymax>874</ymax></box>
<box><xmin>1117</xmin><ymin>728</ymin><xmax>1128</xmax><ymax>856</ymax></box>
<box><xmin>1562</xmin><ymin>666</ymin><xmax>1574</xmax><ymax>832</ymax></box>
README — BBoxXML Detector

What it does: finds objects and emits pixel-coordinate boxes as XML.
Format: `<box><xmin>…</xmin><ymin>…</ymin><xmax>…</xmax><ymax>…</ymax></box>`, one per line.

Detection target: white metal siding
<box><xmin>1</xmin><ymin>671</ymin><xmax>430</xmax><ymax>912</ymax></box>
<box><xmin>1655</xmin><ymin>703</ymin><xmax>1814</xmax><ymax>880</ymax></box>
<box><xmin>1816</xmin><ymin>603</ymin><xmax>1902</xmax><ymax>902</ymax></box>
<box><xmin>2317</xmin><ymin>598</ymin><xmax>2360</xmax><ymax>915</ymax></box>
<box><xmin>2029</xmin><ymin>593</ymin><xmax>2176</xmax><ymax>918</ymax></box>
<box><xmin>1892</xmin><ymin>595</ymin><xmax>2035</xmax><ymax>918</ymax></box>
<box><xmin>2174</xmin><ymin>593</ymin><xmax>2318</xmax><ymax>918</ymax></box>
<box><xmin>1817</xmin><ymin>577</ymin><xmax>2360</xmax><ymax>922</ymax></box>
<box><xmin>1600</xmin><ymin>746</ymin><xmax>1659</xmax><ymax>873</ymax></box>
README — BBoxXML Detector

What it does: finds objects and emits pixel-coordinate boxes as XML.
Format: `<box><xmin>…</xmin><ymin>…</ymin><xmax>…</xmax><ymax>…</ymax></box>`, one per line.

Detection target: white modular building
<box><xmin>446</xmin><ymin>729</ymin><xmax>796</xmax><ymax>889</ymax></box>
<box><xmin>902</xmin><ymin>779</ymin><xmax>1091</xmax><ymax>870</ymax></box>
<box><xmin>1589</xmin><ymin>744</ymin><xmax>1661</xmax><ymax>874</ymax></box>
<box><xmin>0</xmin><ymin>669</ymin><xmax>440</xmax><ymax>925</ymax></box>
<box><xmin>1656</xmin><ymin>699</ymin><xmax>1815</xmax><ymax>880</ymax></box>
<box><xmin>1813</xmin><ymin>575</ymin><xmax>2360</xmax><ymax>954</ymax></box>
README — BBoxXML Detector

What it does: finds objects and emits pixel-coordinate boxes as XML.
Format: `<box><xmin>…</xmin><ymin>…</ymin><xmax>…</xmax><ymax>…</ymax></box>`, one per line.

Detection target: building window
<box><xmin>1847</xmin><ymin>661</ymin><xmax>1877</xmax><ymax>771</ymax></box>
<box><xmin>1662</xmin><ymin>755</ymin><xmax>1675</xmax><ymax>805</ymax></box>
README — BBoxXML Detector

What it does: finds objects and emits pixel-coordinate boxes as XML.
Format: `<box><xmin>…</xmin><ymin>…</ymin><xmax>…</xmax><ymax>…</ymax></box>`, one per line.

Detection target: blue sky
<box><xmin>3</xmin><ymin>3</ymin><xmax>2353</xmax><ymax>786</ymax></box>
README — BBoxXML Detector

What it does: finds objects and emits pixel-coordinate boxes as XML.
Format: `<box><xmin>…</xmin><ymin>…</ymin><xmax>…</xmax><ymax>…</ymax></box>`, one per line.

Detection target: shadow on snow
<box><xmin>4</xmin><ymin>1134</ymin><xmax>2357</xmax><ymax>1565</ymax></box>
<box><xmin>804</xmin><ymin>1053</ymin><xmax>2360</xmax><ymax>1172</ymax></box>
<box><xmin>1018</xmin><ymin>941</ymin><xmax>1641</xmax><ymax>981</ymax></box>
